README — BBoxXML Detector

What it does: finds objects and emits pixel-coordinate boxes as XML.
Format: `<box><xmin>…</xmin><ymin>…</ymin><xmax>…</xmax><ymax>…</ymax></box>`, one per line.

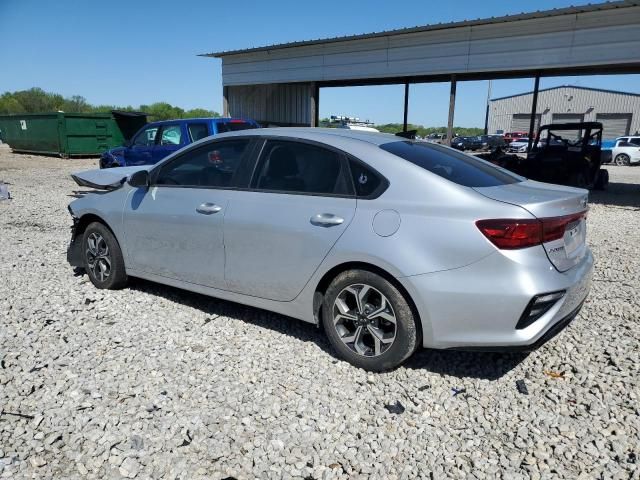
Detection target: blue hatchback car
<box><xmin>99</xmin><ymin>117</ymin><xmax>259</xmax><ymax>168</ymax></box>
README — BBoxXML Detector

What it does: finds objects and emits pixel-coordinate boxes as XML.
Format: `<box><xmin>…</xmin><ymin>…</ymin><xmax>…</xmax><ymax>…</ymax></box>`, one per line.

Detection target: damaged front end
<box><xmin>66</xmin><ymin>205</ymin><xmax>83</xmax><ymax>268</ymax></box>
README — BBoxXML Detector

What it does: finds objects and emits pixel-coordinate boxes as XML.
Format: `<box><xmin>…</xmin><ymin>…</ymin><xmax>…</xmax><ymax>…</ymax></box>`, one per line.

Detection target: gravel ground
<box><xmin>1</xmin><ymin>144</ymin><xmax>638</xmax><ymax>479</ymax></box>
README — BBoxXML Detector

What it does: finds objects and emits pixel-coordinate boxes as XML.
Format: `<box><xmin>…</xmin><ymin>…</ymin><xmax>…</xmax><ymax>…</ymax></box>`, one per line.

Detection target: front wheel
<box><xmin>615</xmin><ymin>154</ymin><xmax>631</xmax><ymax>166</ymax></box>
<box><xmin>322</xmin><ymin>270</ymin><xmax>419</xmax><ymax>371</ymax></box>
<box><xmin>82</xmin><ymin>222</ymin><xmax>128</xmax><ymax>289</ymax></box>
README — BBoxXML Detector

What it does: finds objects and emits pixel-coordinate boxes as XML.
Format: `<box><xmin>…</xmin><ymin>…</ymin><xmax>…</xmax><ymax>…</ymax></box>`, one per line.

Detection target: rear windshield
<box><xmin>379</xmin><ymin>141</ymin><xmax>522</xmax><ymax>187</ymax></box>
<box><xmin>217</xmin><ymin>121</ymin><xmax>257</xmax><ymax>133</ymax></box>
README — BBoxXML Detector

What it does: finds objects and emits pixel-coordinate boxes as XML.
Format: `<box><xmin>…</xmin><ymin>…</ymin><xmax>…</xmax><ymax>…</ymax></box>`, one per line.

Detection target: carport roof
<box><xmin>201</xmin><ymin>1</ymin><xmax>640</xmax><ymax>58</ymax></box>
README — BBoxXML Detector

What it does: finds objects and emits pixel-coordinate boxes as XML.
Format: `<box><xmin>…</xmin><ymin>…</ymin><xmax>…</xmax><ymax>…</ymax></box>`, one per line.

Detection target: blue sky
<box><xmin>1</xmin><ymin>0</ymin><xmax>639</xmax><ymax>127</ymax></box>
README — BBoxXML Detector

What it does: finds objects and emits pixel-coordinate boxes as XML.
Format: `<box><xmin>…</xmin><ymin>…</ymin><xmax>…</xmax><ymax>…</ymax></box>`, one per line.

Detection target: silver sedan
<box><xmin>68</xmin><ymin>128</ymin><xmax>593</xmax><ymax>371</ymax></box>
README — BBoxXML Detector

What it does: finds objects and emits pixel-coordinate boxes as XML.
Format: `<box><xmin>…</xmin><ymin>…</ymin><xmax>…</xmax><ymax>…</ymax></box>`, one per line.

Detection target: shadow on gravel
<box><xmin>128</xmin><ymin>278</ymin><xmax>527</xmax><ymax>380</ymax></box>
<box><xmin>589</xmin><ymin>181</ymin><xmax>640</xmax><ymax>210</ymax></box>
<box><xmin>404</xmin><ymin>349</ymin><xmax>528</xmax><ymax>380</ymax></box>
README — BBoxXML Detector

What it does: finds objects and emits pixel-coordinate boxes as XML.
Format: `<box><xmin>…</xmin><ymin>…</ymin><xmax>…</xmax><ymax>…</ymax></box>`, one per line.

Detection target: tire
<box><xmin>615</xmin><ymin>154</ymin><xmax>631</xmax><ymax>166</ymax></box>
<box><xmin>82</xmin><ymin>222</ymin><xmax>127</xmax><ymax>289</ymax></box>
<box><xmin>594</xmin><ymin>169</ymin><xmax>609</xmax><ymax>190</ymax></box>
<box><xmin>322</xmin><ymin>269</ymin><xmax>419</xmax><ymax>371</ymax></box>
<box><xmin>568</xmin><ymin>170</ymin><xmax>588</xmax><ymax>189</ymax></box>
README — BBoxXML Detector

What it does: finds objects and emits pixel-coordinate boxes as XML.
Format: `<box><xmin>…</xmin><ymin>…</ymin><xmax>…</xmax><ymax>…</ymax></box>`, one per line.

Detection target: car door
<box><xmin>223</xmin><ymin>139</ymin><xmax>357</xmax><ymax>301</ymax></box>
<box><xmin>153</xmin><ymin>123</ymin><xmax>187</xmax><ymax>163</ymax></box>
<box><xmin>122</xmin><ymin>137</ymin><xmax>256</xmax><ymax>288</ymax></box>
<box><xmin>125</xmin><ymin>125</ymin><xmax>159</xmax><ymax>166</ymax></box>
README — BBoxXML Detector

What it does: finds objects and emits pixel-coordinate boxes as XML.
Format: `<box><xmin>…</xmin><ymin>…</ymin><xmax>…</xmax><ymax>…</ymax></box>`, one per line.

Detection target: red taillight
<box><xmin>476</xmin><ymin>211</ymin><xmax>587</xmax><ymax>250</ymax></box>
<box><xmin>476</xmin><ymin>219</ymin><xmax>542</xmax><ymax>249</ymax></box>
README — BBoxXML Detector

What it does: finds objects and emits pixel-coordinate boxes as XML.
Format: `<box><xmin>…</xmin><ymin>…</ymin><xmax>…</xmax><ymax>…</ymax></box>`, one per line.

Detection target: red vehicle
<box><xmin>503</xmin><ymin>131</ymin><xmax>528</xmax><ymax>144</ymax></box>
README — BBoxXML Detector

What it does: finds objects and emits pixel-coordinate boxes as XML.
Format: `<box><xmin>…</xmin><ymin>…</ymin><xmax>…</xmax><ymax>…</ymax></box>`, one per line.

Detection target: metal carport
<box><xmin>202</xmin><ymin>1</ymin><xmax>640</xmax><ymax>145</ymax></box>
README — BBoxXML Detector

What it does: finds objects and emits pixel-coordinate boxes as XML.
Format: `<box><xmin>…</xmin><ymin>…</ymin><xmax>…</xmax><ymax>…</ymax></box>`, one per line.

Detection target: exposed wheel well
<box><xmin>313</xmin><ymin>262</ymin><xmax>423</xmax><ymax>342</ymax></box>
<box><xmin>68</xmin><ymin>213</ymin><xmax>121</xmax><ymax>269</ymax></box>
<box><xmin>74</xmin><ymin>213</ymin><xmax>116</xmax><ymax>240</ymax></box>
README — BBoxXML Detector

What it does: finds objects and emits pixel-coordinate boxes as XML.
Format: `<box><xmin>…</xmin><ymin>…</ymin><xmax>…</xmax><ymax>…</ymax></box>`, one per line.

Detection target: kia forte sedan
<box><xmin>67</xmin><ymin>128</ymin><xmax>593</xmax><ymax>371</ymax></box>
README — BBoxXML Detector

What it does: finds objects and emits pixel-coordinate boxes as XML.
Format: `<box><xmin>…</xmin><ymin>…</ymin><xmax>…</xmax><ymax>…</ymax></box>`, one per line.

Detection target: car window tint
<box><xmin>380</xmin><ymin>141</ymin><xmax>523</xmax><ymax>187</ymax></box>
<box><xmin>134</xmin><ymin>127</ymin><xmax>158</xmax><ymax>146</ymax></box>
<box><xmin>160</xmin><ymin>125</ymin><xmax>182</xmax><ymax>145</ymax></box>
<box><xmin>349</xmin><ymin>159</ymin><xmax>382</xmax><ymax>197</ymax></box>
<box><xmin>253</xmin><ymin>141</ymin><xmax>346</xmax><ymax>195</ymax></box>
<box><xmin>629</xmin><ymin>138</ymin><xmax>640</xmax><ymax>146</ymax></box>
<box><xmin>188</xmin><ymin>123</ymin><xmax>209</xmax><ymax>142</ymax></box>
<box><xmin>155</xmin><ymin>139</ymin><xmax>250</xmax><ymax>188</ymax></box>
<box><xmin>217</xmin><ymin>121</ymin><xmax>258</xmax><ymax>133</ymax></box>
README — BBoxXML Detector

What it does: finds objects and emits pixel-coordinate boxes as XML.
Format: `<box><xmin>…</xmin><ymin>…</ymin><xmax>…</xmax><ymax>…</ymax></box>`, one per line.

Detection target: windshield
<box><xmin>380</xmin><ymin>141</ymin><xmax>523</xmax><ymax>187</ymax></box>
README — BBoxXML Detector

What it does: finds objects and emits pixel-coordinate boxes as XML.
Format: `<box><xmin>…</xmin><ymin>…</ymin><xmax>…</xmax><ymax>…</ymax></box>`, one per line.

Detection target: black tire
<box><xmin>82</xmin><ymin>222</ymin><xmax>127</xmax><ymax>289</ymax></box>
<box><xmin>615</xmin><ymin>154</ymin><xmax>631</xmax><ymax>166</ymax></box>
<box><xmin>322</xmin><ymin>269</ymin><xmax>419</xmax><ymax>371</ymax></box>
<box><xmin>568</xmin><ymin>169</ymin><xmax>588</xmax><ymax>189</ymax></box>
<box><xmin>594</xmin><ymin>169</ymin><xmax>609</xmax><ymax>190</ymax></box>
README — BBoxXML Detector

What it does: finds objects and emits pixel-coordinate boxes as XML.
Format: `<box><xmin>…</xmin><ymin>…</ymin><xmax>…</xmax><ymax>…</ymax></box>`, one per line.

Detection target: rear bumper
<box><xmin>400</xmin><ymin>246</ymin><xmax>593</xmax><ymax>350</ymax></box>
<box><xmin>446</xmin><ymin>299</ymin><xmax>585</xmax><ymax>352</ymax></box>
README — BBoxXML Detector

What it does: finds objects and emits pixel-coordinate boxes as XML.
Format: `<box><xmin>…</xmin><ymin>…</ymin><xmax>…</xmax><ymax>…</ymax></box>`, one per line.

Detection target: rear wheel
<box><xmin>82</xmin><ymin>222</ymin><xmax>127</xmax><ymax>289</ymax></box>
<box><xmin>594</xmin><ymin>169</ymin><xmax>609</xmax><ymax>190</ymax></box>
<box><xmin>568</xmin><ymin>170</ymin><xmax>588</xmax><ymax>189</ymax></box>
<box><xmin>322</xmin><ymin>270</ymin><xmax>419</xmax><ymax>371</ymax></box>
<box><xmin>615</xmin><ymin>153</ymin><xmax>631</xmax><ymax>166</ymax></box>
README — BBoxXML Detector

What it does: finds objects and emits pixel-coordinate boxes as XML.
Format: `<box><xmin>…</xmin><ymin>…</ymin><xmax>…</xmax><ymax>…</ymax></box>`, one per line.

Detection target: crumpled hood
<box><xmin>71</xmin><ymin>166</ymin><xmax>149</xmax><ymax>190</ymax></box>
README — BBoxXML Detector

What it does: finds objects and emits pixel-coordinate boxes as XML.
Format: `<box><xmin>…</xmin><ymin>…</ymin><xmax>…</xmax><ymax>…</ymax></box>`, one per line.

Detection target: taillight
<box><xmin>476</xmin><ymin>211</ymin><xmax>587</xmax><ymax>250</ymax></box>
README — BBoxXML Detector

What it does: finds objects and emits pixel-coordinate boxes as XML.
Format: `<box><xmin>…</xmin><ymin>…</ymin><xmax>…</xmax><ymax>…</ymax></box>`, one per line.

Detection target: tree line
<box><xmin>320</xmin><ymin>119</ymin><xmax>483</xmax><ymax>137</ymax></box>
<box><xmin>0</xmin><ymin>88</ymin><xmax>220</xmax><ymax>121</ymax></box>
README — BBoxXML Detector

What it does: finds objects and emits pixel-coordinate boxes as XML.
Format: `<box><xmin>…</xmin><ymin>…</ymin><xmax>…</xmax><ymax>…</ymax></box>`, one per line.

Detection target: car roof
<box><xmin>211</xmin><ymin>127</ymin><xmax>402</xmax><ymax>146</ymax></box>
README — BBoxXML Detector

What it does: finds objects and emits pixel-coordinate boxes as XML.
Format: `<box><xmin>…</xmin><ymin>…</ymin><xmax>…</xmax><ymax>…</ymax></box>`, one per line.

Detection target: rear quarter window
<box><xmin>379</xmin><ymin>141</ymin><xmax>523</xmax><ymax>187</ymax></box>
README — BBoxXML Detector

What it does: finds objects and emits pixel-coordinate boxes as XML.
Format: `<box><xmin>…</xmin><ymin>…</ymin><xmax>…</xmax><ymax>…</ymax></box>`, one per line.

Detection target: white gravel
<box><xmin>1</xmin><ymin>144</ymin><xmax>638</xmax><ymax>479</ymax></box>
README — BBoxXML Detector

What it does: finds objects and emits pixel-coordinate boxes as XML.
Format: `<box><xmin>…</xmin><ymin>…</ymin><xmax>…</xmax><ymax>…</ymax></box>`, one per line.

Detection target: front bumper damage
<box><xmin>66</xmin><ymin>208</ymin><xmax>83</xmax><ymax>268</ymax></box>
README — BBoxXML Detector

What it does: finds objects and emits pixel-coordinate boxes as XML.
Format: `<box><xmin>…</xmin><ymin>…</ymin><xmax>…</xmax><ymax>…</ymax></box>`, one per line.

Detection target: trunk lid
<box><xmin>474</xmin><ymin>180</ymin><xmax>589</xmax><ymax>272</ymax></box>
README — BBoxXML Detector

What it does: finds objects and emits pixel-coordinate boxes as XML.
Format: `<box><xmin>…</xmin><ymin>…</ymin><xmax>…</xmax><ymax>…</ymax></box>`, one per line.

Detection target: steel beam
<box><xmin>527</xmin><ymin>74</ymin><xmax>541</xmax><ymax>152</ymax></box>
<box><xmin>403</xmin><ymin>83</ymin><xmax>409</xmax><ymax>132</ymax></box>
<box><xmin>310</xmin><ymin>82</ymin><xmax>319</xmax><ymax>127</ymax></box>
<box><xmin>446</xmin><ymin>75</ymin><xmax>457</xmax><ymax>146</ymax></box>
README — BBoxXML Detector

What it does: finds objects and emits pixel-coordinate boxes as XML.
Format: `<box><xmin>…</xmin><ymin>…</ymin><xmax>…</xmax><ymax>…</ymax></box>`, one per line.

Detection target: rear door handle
<box><xmin>310</xmin><ymin>213</ymin><xmax>344</xmax><ymax>227</ymax></box>
<box><xmin>196</xmin><ymin>202</ymin><xmax>222</xmax><ymax>215</ymax></box>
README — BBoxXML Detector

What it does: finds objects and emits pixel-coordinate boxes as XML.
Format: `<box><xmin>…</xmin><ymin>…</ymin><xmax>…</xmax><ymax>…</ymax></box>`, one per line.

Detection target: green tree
<box><xmin>0</xmin><ymin>88</ymin><xmax>220</xmax><ymax>119</ymax></box>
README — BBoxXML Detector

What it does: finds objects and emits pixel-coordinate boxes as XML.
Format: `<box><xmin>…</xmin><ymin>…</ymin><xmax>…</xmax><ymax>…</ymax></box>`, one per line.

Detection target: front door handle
<box><xmin>310</xmin><ymin>213</ymin><xmax>344</xmax><ymax>227</ymax></box>
<box><xmin>196</xmin><ymin>202</ymin><xmax>222</xmax><ymax>215</ymax></box>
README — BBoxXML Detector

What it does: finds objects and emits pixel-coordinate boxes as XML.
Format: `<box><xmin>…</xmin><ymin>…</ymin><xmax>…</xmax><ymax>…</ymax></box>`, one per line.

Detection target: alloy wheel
<box><xmin>333</xmin><ymin>284</ymin><xmax>397</xmax><ymax>357</ymax></box>
<box><xmin>615</xmin><ymin>154</ymin><xmax>630</xmax><ymax>166</ymax></box>
<box><xmin>86</xmin><ymin>232</ymin><xmax>111</xmax><ymax>282</ymax></box>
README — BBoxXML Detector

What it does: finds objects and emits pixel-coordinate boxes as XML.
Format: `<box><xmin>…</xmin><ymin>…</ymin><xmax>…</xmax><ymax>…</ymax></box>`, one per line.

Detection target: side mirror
<box><xmin>128</xmin><ymin>170</ymin><xmax>150</xmax><ymax>188</ymax></box>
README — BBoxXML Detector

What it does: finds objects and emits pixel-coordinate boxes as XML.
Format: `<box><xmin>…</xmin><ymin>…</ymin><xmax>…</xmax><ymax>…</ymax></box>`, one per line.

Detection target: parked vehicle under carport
<box><xmin>481</xmin><ymin>122</ymin><xmax>609</xmax><ymax>190</ymax></box>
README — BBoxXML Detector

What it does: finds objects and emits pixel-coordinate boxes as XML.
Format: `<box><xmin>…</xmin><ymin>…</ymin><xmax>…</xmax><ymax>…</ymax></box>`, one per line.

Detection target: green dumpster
<box><xmin>0</xmin><ymin>111</ymin><xmax>147</xmax><ymax>157</ymax></box>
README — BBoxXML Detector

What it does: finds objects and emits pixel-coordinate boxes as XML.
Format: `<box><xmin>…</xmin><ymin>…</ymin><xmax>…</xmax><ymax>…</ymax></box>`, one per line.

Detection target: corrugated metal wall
<box><xmin>219</xmin><ymin>6</ymin><xmax>640</xmax><ymax>86</ymax></box>
<box><xmin>226</xmin><ymin>83</ymin><xmax>312</xmax><ymax>126</ymax></box>
<box><xmin>488</xmin><ymin>87</ymin><xmax>640</xmax><ymax>136</ymax></box>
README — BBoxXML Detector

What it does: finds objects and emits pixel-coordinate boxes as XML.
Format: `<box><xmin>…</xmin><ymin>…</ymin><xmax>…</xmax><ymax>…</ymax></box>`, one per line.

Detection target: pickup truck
<box><xmin>99</xmin><ymin>117</ymin><xmax>259</xmax><ymax>168</ymax></box>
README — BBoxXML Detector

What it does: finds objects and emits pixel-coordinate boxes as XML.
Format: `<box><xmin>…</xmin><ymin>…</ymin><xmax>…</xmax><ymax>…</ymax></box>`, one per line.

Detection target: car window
<box><xmin>629</xmin><ymin>138</ymin><xmax>640</xmax><ymax>146</ymax></box>
<box><xmin>160</xmin><ymin>125</ymin><xmax>182</xmax><ymax>146</ymax></box>
<box><xmin>380</xmin><ymin>141</ymin><xmax>523</xmax><ymax>187</ymax></box>
<box><xmin>216</xmin><ymin>121</ymin><xmax>258</xmax><ymax>133</ymax></box>
<box><xmin>188</xmin><ymin>123</ymin><xmax>209</xmax><ymax>142</ymax></box>
<box><xmin>133</xmin><ymin>126</ymin><xmax>158</xmax><ymax>146</ymax></box>
<box><xmin>155</xmin><ymin>139</ymin><xmax>251</xmax><ymax>188</ymax></box>
<box><xmin>349</xmin><ymin>159</ymin><xmax>384</xmax><ymax>197</ymax></box>
<box><xmin>252</xmin><ymin>140</ymin><xmax>348</xmax><ymax>195</ymax></box>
